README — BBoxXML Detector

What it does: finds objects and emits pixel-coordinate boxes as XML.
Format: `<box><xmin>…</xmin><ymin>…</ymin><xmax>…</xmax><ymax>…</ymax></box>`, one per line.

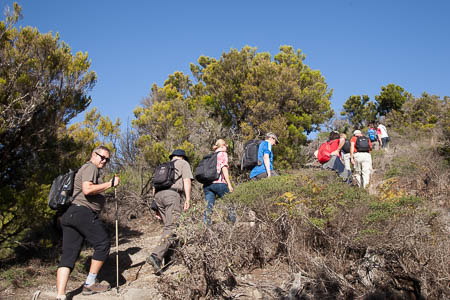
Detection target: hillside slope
<box><xmin>1</xmin><ymin>130</ymin><xmax>449</xmax><ymax>300</ymax></box>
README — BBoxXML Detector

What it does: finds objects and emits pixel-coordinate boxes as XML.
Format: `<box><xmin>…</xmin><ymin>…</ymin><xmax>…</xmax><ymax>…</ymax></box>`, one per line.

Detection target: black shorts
<box><xmin>59</xmin><ymin>205</ymin><xmax>110</xmax><ymax>269</ymax></box>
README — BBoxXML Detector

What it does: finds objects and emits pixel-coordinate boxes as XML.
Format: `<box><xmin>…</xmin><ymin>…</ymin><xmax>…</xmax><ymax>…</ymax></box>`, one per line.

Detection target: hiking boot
<box><xmin>146</xmin><ymin>254</ymin><xmax>162</xmax><ymax>274</ymax></box>
<box><xmin>82</xmin><ymin>281</ymin><xmax>111</xmax><ymax>295</ymax></box>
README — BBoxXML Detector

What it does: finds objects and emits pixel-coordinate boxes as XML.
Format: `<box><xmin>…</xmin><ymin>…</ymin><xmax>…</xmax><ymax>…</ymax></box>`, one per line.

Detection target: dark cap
<box><xmin>169</xmin><ymin>149</ymin><xmax>189</xmax><ymax>161</ymax></box>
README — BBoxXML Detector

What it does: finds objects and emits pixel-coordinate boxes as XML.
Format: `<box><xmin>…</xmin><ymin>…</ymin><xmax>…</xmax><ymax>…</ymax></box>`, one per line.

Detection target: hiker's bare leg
<box><xmin>89</xmin><ymin>259</ymin><xmax>104</xmax><ymax>274</ymax></box>
<box><xmin>56</xmin><ymin>267</ymin><xmax>70</xmax><ymax>296</ymax></box>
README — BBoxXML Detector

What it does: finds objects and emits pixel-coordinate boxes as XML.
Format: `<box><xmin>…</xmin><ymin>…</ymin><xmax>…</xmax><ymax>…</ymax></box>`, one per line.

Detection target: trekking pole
<box><xmin>113</xmin><ymin>174</ymin><xmax>119</xmax><ymax>295</ymax></box>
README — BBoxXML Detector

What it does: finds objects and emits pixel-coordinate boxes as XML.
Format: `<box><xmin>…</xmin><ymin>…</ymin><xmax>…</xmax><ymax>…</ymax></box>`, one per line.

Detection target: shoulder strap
<box><xmin>171</xmin><ymin>160</ymin><xmax>183</xmax><ymax>183</ymax></box>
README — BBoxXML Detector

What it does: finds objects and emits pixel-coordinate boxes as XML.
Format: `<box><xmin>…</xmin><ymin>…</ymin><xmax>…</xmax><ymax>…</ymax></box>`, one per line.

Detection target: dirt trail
<box><xmin>25</xmin><ymin>219</ymin><xmax>166</xmax><ymax>300</ymax></box>
<box><xmin>8</xmin><ymin>146</ymin><xmax>411</xmax><ymax>300</ymax></box>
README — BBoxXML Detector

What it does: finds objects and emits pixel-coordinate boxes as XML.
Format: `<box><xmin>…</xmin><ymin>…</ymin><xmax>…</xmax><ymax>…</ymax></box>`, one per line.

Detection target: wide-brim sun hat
<box><xmin>169</xmin><ymin>149</ymin><xmax>189</xmax><ymax>161</ymax></box>
<box><xmin>353</xmin><ymin>130</ymin><xmax>362</xmax><ymax>135</ymax></box>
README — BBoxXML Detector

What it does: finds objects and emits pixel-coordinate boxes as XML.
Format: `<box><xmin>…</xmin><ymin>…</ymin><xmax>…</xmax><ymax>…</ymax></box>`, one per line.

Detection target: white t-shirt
<box><xmin>377</xmin><ymin>124</ymin><xmax>389</xmax><ymax>138</ymax></box>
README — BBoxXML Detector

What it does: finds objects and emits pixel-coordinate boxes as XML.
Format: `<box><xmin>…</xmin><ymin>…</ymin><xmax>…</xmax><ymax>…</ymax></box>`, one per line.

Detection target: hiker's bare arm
<box><xmin>331</xmin><ymin>138</ymin><xmax>345</xmax><ymax>156</ymax></box>
<box><xmin>183</xmin><ymin>178</ymin><xmax>191</xmax><ymax>211</ymax></box>
<box><xmin>222</xmin><ymin>166</ymin><xmax>233</xmax><ymax>192</ymax></box>
<box><xmin>82</xmin><ymin>176</ymin><xmax>119</xmax><ymax>196</ymax></box>
<box><xmin>350</xmin><ymin>142</ymin><xmax>356</xmax><ymax>164</ymax></box>
<box><xmin>263</xmin><ymin>153</ymin><xmax>271</xmax><ymax>177</ymax></box>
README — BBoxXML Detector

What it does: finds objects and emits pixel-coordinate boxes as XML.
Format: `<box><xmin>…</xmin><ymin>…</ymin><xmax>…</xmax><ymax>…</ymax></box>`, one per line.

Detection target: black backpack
<box><xmin>48</xmin><ymin>169</ymin><xmax>80</xmax><ymax>212</ymax></box>
<box><xmin>241</xmin><ymin>140</ymin><xmax>262</xmax><ymax>170</ymax></box>
<box><xmin>342</xmin><ymin>139</ymin><xmax>351</xmax><ymax>154</ymax></box>
<box><xmin>153</xmin><ymin>161</ymin><xmax>180</xmax><ymax>191</ymax></box>
<box><xmin>195</xmin><ymin>152</ymin><xmax>222</xmax><ymax>185</ymax></box>
<box><xmin>356</xmin><ymin>136</ymin><xmax>370</xmax><ymax>152</ymax></box>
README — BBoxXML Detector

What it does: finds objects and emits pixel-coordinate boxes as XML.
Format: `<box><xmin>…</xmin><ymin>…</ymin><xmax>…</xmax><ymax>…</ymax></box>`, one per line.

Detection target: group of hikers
<box><xmin>53</xmin><ymin>124</ymin><xmax>389</xmax><ymax>299</ymax></box>
<box><xmin>54</xmin><ymin>131</ymin><xmax>280</xmax><ymax>299</ymax></box>
<box><xmin>317</xmin><ymin>121</ymin><xmax>390</xmax><ymax>188</ymax></box>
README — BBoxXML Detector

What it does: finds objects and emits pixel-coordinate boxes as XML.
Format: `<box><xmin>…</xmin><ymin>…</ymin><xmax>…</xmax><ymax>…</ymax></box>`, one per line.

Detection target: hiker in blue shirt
<box><xmin>250</xmin><ymin>132</ymin><xmax>279</xmax><ymax>179</ymax></box>
<box><xmin>367</xmin><ymin>124</ymin><xmax>379</xmax><ymax>149</ymax></box>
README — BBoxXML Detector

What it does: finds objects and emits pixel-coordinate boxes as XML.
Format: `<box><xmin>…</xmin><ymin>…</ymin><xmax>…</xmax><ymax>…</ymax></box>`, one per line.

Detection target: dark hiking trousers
<box><xmin>251</xmin><ymin>170</ymin><xmax>279</xmax><ymax>180</ymax></box>
<box><xmin>59</xmin><ymin>204</ymin><xmax>110</xmax><ymax>269</ymax></box>
<box><xmin>203</xmin><ymin>183</ymin><xmax>230</xmax><ymax>225</ymax></box>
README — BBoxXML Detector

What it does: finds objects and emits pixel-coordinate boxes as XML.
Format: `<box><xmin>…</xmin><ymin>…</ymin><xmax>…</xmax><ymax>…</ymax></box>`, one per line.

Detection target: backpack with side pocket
<box><xmin>356</xmin><ymin>136</ymin><xmax>370</xmax><ymax>152</ymax></box>
<box><xmin>153</xmin><ymin>161</ymin><xmax>179</xmax><ymax>191</ymax></box>
<box><xmin>241</xmin><ymin>140</ymin><xmax>262</xmax><ymax>170</ymax></box>
<box><xmin>195</xmin><ymin>151</ymin><xmax>223</xmax><ymax>184</ymax></box>
<box><xmin>48</xmin><ymin>169</ymin><xmax>80</xmax><ymax>212</ymax></box>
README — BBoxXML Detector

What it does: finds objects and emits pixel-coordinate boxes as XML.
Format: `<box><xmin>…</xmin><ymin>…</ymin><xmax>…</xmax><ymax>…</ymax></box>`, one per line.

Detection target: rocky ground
<box><xmin>2</xmin><ymin>140</ymin><xmax>448</xmax><ymax>300</ymax></box>
<box><xmin>4</xmin><ymin>215</ymin><xmax>292</xmax><ymax>300</ymax></box>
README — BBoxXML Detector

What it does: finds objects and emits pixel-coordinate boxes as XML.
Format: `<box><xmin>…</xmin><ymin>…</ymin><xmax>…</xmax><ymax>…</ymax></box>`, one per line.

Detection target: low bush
<box><xmin>155</xmin><ymin>169</ymin><xmax>449</xmax><ymax>299</ymax></box>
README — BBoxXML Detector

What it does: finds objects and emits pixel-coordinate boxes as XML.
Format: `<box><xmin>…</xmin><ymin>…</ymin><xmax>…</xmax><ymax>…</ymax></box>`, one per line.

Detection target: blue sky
<box><xmin>4</xmin><ymin>0</ymin><xmax>450</xmax><ymax>130</ymax></box>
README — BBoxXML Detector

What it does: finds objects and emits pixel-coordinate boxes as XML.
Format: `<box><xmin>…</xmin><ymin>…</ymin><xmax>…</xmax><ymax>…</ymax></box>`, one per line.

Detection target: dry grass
<box><xmin>153</xmin><ymin>136</ymin><xmax>449</xmax><ymax>300</ymax></box>
<box><xmin>1</xmin><ymin>127</ymin><xmax>448</xmax><ymax>299</ymax></box>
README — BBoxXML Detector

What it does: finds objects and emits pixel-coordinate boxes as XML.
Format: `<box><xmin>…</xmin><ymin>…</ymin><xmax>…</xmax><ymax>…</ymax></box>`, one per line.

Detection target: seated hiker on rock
<box><xmin>202</xmin><ymin>139</ymin><xmax>234</xmax><ymax>225</ymax></box>
<box><xmin>321</xmin><ymin>131</ymin><xmax>352</xmax><ymax>183</ymax></box>
<box><xmin>250</xmin><ymin>132</ymin><xmax>279</xmax><ymax>180</ymax></box>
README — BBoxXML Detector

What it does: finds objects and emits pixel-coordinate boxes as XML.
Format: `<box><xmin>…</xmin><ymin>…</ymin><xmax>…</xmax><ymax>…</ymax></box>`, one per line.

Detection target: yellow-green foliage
<box><xmin>0</xmin><ymin>179</ymin><xmax>53</xmax><ymax>259</ymax></box>
<box><xmin>67</xmin><ymin>107</ymin><xmax>121</xmax><ymax>164</ymax></box>
<box><xmin>224</xmin><ymin>170</ymin><xmax>370</xmax><ymax>229</ymax></box>
<box><xmin>341</xmin><ymin>95</ymin><xmax>377</xmax><ymax>128</ymax></box>
<box><xmin>364</xmin><ymin>195</ymin><xmax>422</xmax><ymax>226</ymax></box>
<box><xmin>135</xmin><ymin>46</ymin><xmax>334</xmax><ymax>172</ymax></box>
<box><xmin>0</xmin><ymin>3</ymin><xmax>97</xmax><ymax>258</ymax></box>
<box><xmin>384</xmin><ymin>156</ymin><xmax>418</xmax><ymax>179</ymax></box>
<box><xmin>386</xmin><ymin>93</ymin><xmax>447</xmax><ymax>132</ymax></box>
<box><xmin>133</xmin><ymin>78</ymin><xmax>224</xmax><ymax>170</ymax></box>
<box><xmin>191</xmin><ymin>46</ymin><xmax>334</xmax><ymax>168</ymax></box>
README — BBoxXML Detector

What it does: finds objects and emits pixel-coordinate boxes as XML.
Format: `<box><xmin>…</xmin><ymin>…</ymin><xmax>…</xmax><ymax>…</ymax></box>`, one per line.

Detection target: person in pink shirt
<box><xmin>203</xmin><ymin>139</ymin><xmax>234</xmax><ymax>225</ymax></box>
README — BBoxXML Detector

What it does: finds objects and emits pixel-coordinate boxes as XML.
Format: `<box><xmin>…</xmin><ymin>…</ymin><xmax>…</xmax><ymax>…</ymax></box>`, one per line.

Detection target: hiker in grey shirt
<box><xmin>56</xmin><ymin>146</ymin><xmax>119</xmax><ymax>299</ymax></box>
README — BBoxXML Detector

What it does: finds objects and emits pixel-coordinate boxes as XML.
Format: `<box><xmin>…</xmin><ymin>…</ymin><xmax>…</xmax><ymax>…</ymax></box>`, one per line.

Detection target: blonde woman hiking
<box><xmin>202</xmin><ymin>139</ymin><xmax>234</xmax><ymax>225</ymax></box>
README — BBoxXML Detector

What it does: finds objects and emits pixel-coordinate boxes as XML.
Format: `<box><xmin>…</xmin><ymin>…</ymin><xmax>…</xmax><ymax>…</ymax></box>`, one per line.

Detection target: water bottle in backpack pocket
<box><xmin>48</xmin><ymin>169</ymin><xmax>80</xmax><ymax>213</ymax></box>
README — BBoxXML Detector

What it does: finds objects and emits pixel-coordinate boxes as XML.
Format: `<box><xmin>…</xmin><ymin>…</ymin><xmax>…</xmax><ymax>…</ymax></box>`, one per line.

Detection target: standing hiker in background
<box><xmin>340</xmin><ymin>133</ymin><xmax>352</xmax><ymax>172</ymax></box>
<box><xmin>202</xmin><ymin>139</ymin><xmax>234</xmax><ymax>225</ymax></box>
<box><xmin>350</xmin><ymin>130</ymin><xmax>372</xmax><ymax>188</ymax></box>
<box><xmin>56</xmin><ymin>146</ymin><xmax>120</xmax><ymax>299</ymax></box>
<box><xmin>147</xmin><ymin>149</ymin><xmax>193</xmax><ymax>274</ymax></box>
<box><xmin>377</xmin><ymin>121</ymin><xmax>390</xmax><ymax>149</ymax></box>
<box><xmin>367</xmin><ymin>124</ymin><xmax>379</xmax><ymax>150</ymax></box>
<box><xmin>321</xmin><ymin>131</ymin><xmax>351</xmax><ymax>183</ymax></box>
<box><xmin>250</xmin><ymin>132</ymin><xmax>279</xmax><ymax>180</ymax></box>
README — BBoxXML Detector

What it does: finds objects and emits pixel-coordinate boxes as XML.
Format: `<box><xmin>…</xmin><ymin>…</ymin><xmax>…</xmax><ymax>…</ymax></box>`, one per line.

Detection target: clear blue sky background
<box><xmin>3</xmin><ymin>0</ymin><xmax>450</xmax><ymax>130</ymax></box>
